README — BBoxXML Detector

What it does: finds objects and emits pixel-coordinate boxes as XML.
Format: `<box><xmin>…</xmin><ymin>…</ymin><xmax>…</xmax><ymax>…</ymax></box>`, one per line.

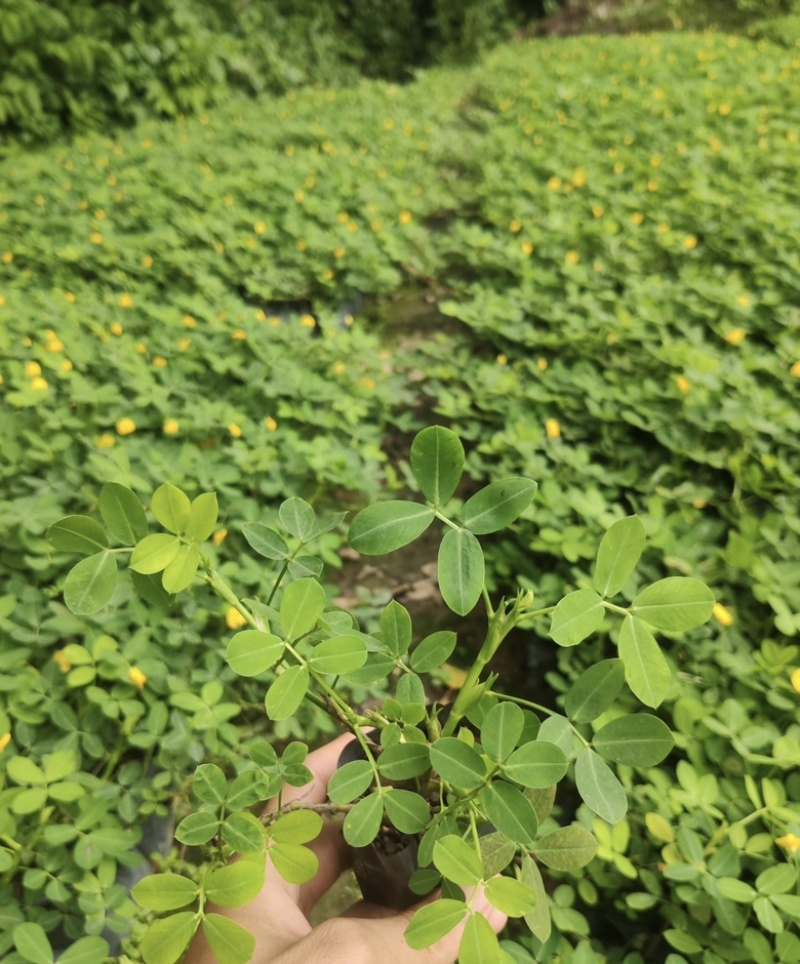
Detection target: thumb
<box><xmin>277</xmin><ymin>887</ymin><xmax>507</xmax><ymax>964</ymax></box>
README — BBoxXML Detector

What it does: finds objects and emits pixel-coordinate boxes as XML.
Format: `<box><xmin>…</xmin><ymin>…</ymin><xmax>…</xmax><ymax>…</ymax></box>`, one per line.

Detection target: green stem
<box><xmin>434</xmin><ymin>510</ymin><xmax>460</xmax><ymax>531</ymax></box>
<box><xmin>267</xmin><ymin>560</ymin><xmax>291</xmax><ymax>607</ymax></box>
<box><xmin>603</xmin><ymin>601</ymin><xmax>630</xmax><ymax>617</ymax></box>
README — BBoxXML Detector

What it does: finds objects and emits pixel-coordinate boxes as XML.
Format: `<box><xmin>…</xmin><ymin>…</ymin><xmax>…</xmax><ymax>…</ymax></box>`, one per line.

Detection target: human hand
<box><xmin>186</xmin><ymin>732</ymin><xmax>508</xmax><ymax>963</ymax></box>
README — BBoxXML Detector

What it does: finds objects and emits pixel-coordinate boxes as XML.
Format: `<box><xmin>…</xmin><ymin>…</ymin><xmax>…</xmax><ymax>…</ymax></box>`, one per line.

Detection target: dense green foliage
<box><xmin>0</xmin><ymin>0</ymin><xmax>532</xmax><ymax>143</ymax></box>
<box><xmin>1</xmin><ymin>26</ymin><xmax>799</xmax><ymax>964</ymax></box>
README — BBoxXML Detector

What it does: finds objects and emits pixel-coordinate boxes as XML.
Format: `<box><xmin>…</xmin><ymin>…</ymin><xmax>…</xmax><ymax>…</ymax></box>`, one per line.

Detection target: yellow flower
<box><xmin>509</xmin><ymin>220</ymin><xmax>522</xmax><ymax>233</ymax></box>
<box><xmin>399</xmin><ymin>211</ymin><xmax>412</xmax><ymax>225</ymax></box>
<box><xmin>790</xmin><ymin>361</ymin><xmax>800</xmax><ymax>378</ymax></box>
<box><xmin>337</xmin><ymin>211</ymin><xmax>349</xmax><ymax>223</ymax></box>
<box><xmin>592</xmin><ymin>205</ymin><xmax>604</xmax><ymax>218</ymax></box>
<box><xmin>119</xmin><ymin>294</ymin><xmax>133</xmax><ymax>309</ymax></box>
<box><xmin>264</xmin><ymin>416</ymin><xmax>278</xmax><ymax>432</ymax></box>
<box><xmin>116</xmin><ymin>417</ymin><xmax>136</xmax><ymax>436</ymax></box>
<box><xmin>212</xmin><ymin>529</ymin><xmax>228</xmax><ymax>546</ymax></box>
<box><xmin>358</xmin><ymin>377</ymin><xmax>376</xmax><ymax>390</ymax></box>
<box><xmin>537</xmin><ymin>358</ymin><xmax>548</xmax><ymax>371</ymax></box>
<box><xmin>776</xmin><ymin>834</ymin><xmax>800</xmax><ymax>853</ymax></box>
<box><xmin>343</xmin><ymin>315</ymin><xmax>354</xmax><ymax>327</ymax></box>
<box><xmin>128</xmin><ymin>666</ymin><xmax>147</xmax><ymax>689</ymax></box>
<box><xmin>521</xmin><ymin>241</ymin><xmax>533</xmax><ymax>255</ymax></box>
<box><xmin>61</xmin><ymin>359</ymin><xmax>73</xmax><ymax>372</ymax></box>
<box><xmin>692</xmin><ymin>498</ymin><xmax>707</xmax><ymax>509</ymax></box>
<box><xmin>300</xmin><ymin>314</ymin><xmax>316</xmax><ymax>329</ymax></box>
<box><xmin>65</xmin><ymin>291</ymin><xmax>76</xmax><ymax>303</ymax></box>
<box><xmin>2</xmin><ymin>251</ymin><xmax>13</xmax><ymax>264</ymax></box>
<box><xmin>0</xmin><ymin>732</ymin><xmax>10</xmax><ymax>752</ymax></box>
<box><xmin>183</xmin><ymin>314</ymin><xmax>196</xmax><ymax>329</ymax></box>
<box><xmin>228</xmin><ymin>422</ymin><xmax>243</xmax><ymax>439</ymax></box>
<box><xmin>269</xmin><ymin>316</ymin><xmax>280</xmax><ymax>328</ymax></box>
<box><xmin>572</xmin><ymin>169</ymin><xmax>587</xmax><ymax>187</ymax></box>
<box><xmin>346</xmin><ymin>222</ymin><xmax>358</xmax><ymax>234</ymax></box>
<box><xmin>657</xmin><ymin>223</ymin><xmax>670</xmax><ymax>234</ymax></box>
<box><xmin>719</xmin><ymin>103</ymin><xmax>731</xmax><ymax>116</ymax></box>
<box><xmin>647</xmin><ymin>179</ymin><xmax>659</xmax><ymax>192</ymax></box>
<box><xmin>53</xmin><ymin>650</ymin><xmax>72</xmax><ymax>673</ymax></box>
<box><xmin>90</xmin><ymin>232</ymin><xmax>103</xmax><ymax>245</ymax></box>
<box><xmin>545</xmin><ymin>418</ymin><xmax>562</xmax><ymax>439</ymax></box>
<box><xmin>135</xmin><ymin>342</ymin><xmax>147</xmax><ymax>354</ymax></box>
<box><xmin>25</xmin><ymin>361</ymin><xmax>42</xmax><ymax>378</ymax></box>
<box><xmin>790</xmin><ymin>668</ymin><xmax>800</xmax><ymax>693</ymax></box>
<box><xmin>226</xmin><ymin>607</ymin><xmax>247</xmax><ymax>630</ymax></box>
<box><xmin>45</xmin><ymin>336</ymin><xmax>65</xmax><ymax>352</ymax></box>
<box><xmin>294</xmin><ymin>190</ymin><xmax>305</xmax><ymax>203</ymax></box>
<box><xmin>713</xmin><ymin>603</ymin><xmax>734</xmax><ymax>627</ymax></box>
<box><xmin>496</xmin><ymin>354</ymin><xmax>508</xmax><ymax>365</ymax></box>
<box><xmin>296</xmin><ymin>241</ymin><xmax>307</xmax><ymax>252</ymax></box>
<box><xmin>153</xmin><ymin>356</ymin><xmax>168</xmax><ymax>368</ymax></box>
<box><xmin>371</xmin><ymin>220</ymin><xmax>382</xmax><ymax>232</ymax></box>
<box><xmin>142</xmin><ymin>255</ymin><xmax>153</xmax><ymax>268</ymax></box>
<box><xmin>613</xmin><ymin>162</ymin><xmax>625</xmax><ymax>175</ymax></box>
<box><xmin>334</xmin><ymin>247</ymin><xmax>346</xmax><ymax>259</ymax></box>
<box><xmin>232</xmin><ymin>329</ymin><xmax>246</xmax><ymax>341</ymax></box>
<box><xmin>547</xmin><ymin>176</ymin><xmax>561</xmax><ymax>191</ymax></box>
<box><xmin>631</xmin><ymin>212</ymin><xmax>644</xmax><ymax>226</ymax></box>
<box><xmin>565</xmin><ymin>250</ymin><xmax>580</xmax><ymax>265</ymax></box>
<box><xmin>97</xmin><ymin>434</ymin><xmax>116</xmax><ymax>449</ymax></box>
<box><xmin>30</xmin><ymin>377</ymin><xmax>48</xmax><ymax>391</ymax></box>
<box><xmin>676</xmin><ymin>375</ymin><xmax>690</xmax><ymax>394</ymax></box>
<box><xmin>682</xmin><ymin>235</ymin><xmax>698</xmax><ymax>250</ymax></box>
<box><xmin>736</xmin><ymin>293</ymin><xmax>751</xmax><ymax>308</ymax></box>
<box><xmin>724</xmin><ymin>328</ymin><xmax>746</xmax><ymax>346</ymax></box>
<box><xmin>254</xmin><ymin>222</ymin><xmax>266</xmax><ymax>235</ymax></box>
<box><xmin>163</xmin><ymin>419</ymin><xmax>179</xmax><ymax>435</ymax></box>
<box><xmin>0</xmin><ymin>295</ymin><xmax>5</xmax><ymax>307</ymax></box>
<box><xmin>333</xmin><ymin>362</ymin><xmax>345</xmax><ymax>375</ymax></box>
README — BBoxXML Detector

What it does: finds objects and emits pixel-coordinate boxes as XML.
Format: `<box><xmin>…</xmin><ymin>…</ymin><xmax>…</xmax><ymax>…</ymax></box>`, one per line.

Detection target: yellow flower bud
<box><xmin>228</xmin><ymin>422</ymin><xmax>242</xmax><ymax>439</ymax></box>
<box><xmin>545</xmin><ymin>418</ymin><xmax>562</xmax><ymax>440</ymax></box>
<box><xmin>128</xmin><ymin>666</ymin><xmax>147</xmax><ymax>689</ymax></box>
<box><xmin>163</xmin><ymin>419</ymin><xmax>179</xmax><ymax>435</ymax></box>
<box><xmin>713</xmin><ymin>603</ymin><xmax>734</xmax><ymax>627</ymax></box>
<box><xmin>0</xmin><ymin>732</ymin><xmax>10</xmax><ymax>752</ymax></box>
<box><xmin>791</xmin><ymin>667</ymin><xmax>800</xmax><ymax>694</ymax></box>
<box><xmin>676</xmin><ymin>375</ymin><xmax>690</xmax><ymax>394</ymax></box>
<box><xmin>25</xmin><ymin>361</ymin><xmax>42</xmax><ymax>378</ymax></box>
<box><xmin>97</xmin><ymin>434</ymin><xmax>116</xmax><ymax>449</ymax></box>
<box><xmin>264</xmin><ymin>417</ymin><xmax>278</xmax><ymax>432</ymax></box>
<box><xmin>30</xmin><ymin>377</ymin><xmax>48</xmax><ymax>391</ymax></box>
<box><xmin>226</xmin><ymin>607</ymin><xmax>247</xmax><ymax>630</ymax></box>
<box><xmin>116</xmin><ymin>417</ymin><xmax>136</xmax><ymax>436</ymax></box>
<box><xmin>724</xmin><ymin>328</ymin><xmax>746</xmax><ymax>346</ymax></box>
<box><xmin>212</xmin><ymin>529</ymin><xmax>228</xmax><ymax>546</ymax></box>
<box><xmin>776</xmin><ymin>833</ymin><xmax>800</xmax><ymax>853</ymax></box>
<box><xmin>53</xmin><ymin>649</ymin><xmax>72</xmax><ymax>673</ymax></box>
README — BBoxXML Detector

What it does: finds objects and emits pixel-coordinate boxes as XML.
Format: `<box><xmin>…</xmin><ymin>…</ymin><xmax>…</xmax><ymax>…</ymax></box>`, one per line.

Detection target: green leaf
<box><xmin>430</xmin><ymin>737</ymin><xmax>486</xmax><ymax>790</ymax></box>
<box><xmin>753</xmin><ymin>895</ymin><xmax>784</xmax><ymax>934</ymax></box>
<box><xmin>411</xmin><ymin>630</ymin><xmax>457</xmax><ymax>672</ymax></box>
<box><xmin>504</xmin><ymin>742</ymin><xmax>568</xmax><ymax>789</ymax></box>
<box><xmin>202</xmin><ymin>915</ymin><xmax>255</xmax><ymax>964</ymax></box>
<box><xmin>309</xmin><ymin>635</ymin><xmax>367</xmax><ymax>674</ymax></box>
<box><xmin>270</xmin><ymin>810</ymin><xmax>323</xmax><ymax>844</ymax></box>
<box><xmin>631</xmin><ymin>577</ymin><xmax>715</xmax><ymax>631</ymax></box>
<box><xmin>7</xmin><ymin>756</ymin><xmax>46</xmax><ymax>785</ymax></box>
<box><xmin>265</xmin><ymin>666</ymin><xmax>309</xmax><ymax>721</ymax></box>
<box><xmin>593</xmin><ymin>714</ymin><xmax>674</xmax><ymax>766</ymax></box>
<box><xmin>380</xmin><ymin>600</ymin><xmax>412</xmax><ymax>656</ymax></box>
<box><xmin>349</xmin><ymin>501</ymin><xmax>435</xmax><ymax>555</ymax></box>
<box><xmin>13</xmin><ymin>922</ymin><xmax>52</xmax><ymax>964</ymax></box>
<box><xmin>564</xmin><ymin>659</ymin><xmax>626</xmax><ymax>723</ymax></box>
<box><xmin>131</xmin><ymin>873</ymin><xmax>199</xmax><ymax>911</ymax></box>
<box><xmin>226</xmin><ymin>771</ymin><xmax>271</xmax><ymax>811</ymax></box>
<box><xmin>716</xmin><ymin>878</ymin><xmax>757</xmax><ymax>903</ymax></box>
<box><xmin>64</xmin><ymin>551</ymin><xmax>117</xmax><ymax>614</ymax></box>
<box><xmin>43</xmin><ymin>750</ymin><xmax>76</xmax><ymax>783</ymax></box>
<box><xmin>438</xmin><ymin>527</ymin><xmax>484</xmax><ymax>616</ymax></box>
<box><xmin>377</xmin><ymin>743</ymin><xmax>431</xmax><ymax>781</ymax></box>
<box><xmin>57</xmin><ymin>936</ymin><xmax>111</xmax><ymax>964</ymax></box>
<box><xmin>151</xmin><ymin>483</ymin><xmax>191</xmax><ymax>535</ymax></box>
<box><xmin>521</xmin><ymin>855</ymin><xmax>551</xmax><ymax>943</ymax></box>
<box><xmin>328</xmin><ymin>759</ymin><xmax>375</xmax><ymax>804</ymax></box>
<box><xmin>537</xmin><ymin>714</ymin><xmax>574</xmax><ymax>756</ymax></box>
<box><xmin>269</xmin><ymin>843</ymin><xmax>319</xmax><ymax>884</ymax></box>
<box><xmin>227</xmin><ymin>631</ymin><xmax>284</xmax><ymax>677</ymax></box>
<box><xmin>205</xmin><ymin>857</ymin><xmax>265</xmax><ymax>907</ymax></box>
<box><xmin>533</xmin><ymin>826</ymin><xmax>598</xmax><ymax>871</ymax></box>
<box><xmin>481</xmin><ymin>781</ymin><xmax>538</xmax><ymax>847</ymax></box>
<box><xmin>549</xmin><ymin>589</ymin><xmax>604</xmax><ymax>647</ymax></box>
<box><xmin>594</xmin><ymin>516</ymin><xmax>646</xmax><ymax>598</ymax></box>
<box><xmin>241</xmin><ymin>523</ymin><xmax>289</xmax><ymax>560</ymax></box>
<box><xmin>770</xmin><ymin>894</ymin><xmax>800</xmax><ymax>919</ymax></box>
<box><xmin>280</xmin><ymin>577</ymin><xmax>325</xmax><ymax>639</ymax></box>
<box><xmin>161</xmin><ymin>544</ymin><xmax>200</xmax><ymax>594</ymax></box>
<box><xmin>12</xmin><ymin>787</ymin><xmax>48</xmax><ymax>814</ymax></box>
<box><xmin>461</xmin><ymin>478</ymin><xmax>537</xmax><ymax>534</ymax></box>
<box><xmin>343</xmin><ymin>793</ymin><xmax>383</xmax><ymax>847</ymax></box>
<box><xmin>459</xmin><ymin>911</ymin><xmax>500</xmax><ymax>964</ymax></box>
<box><xmin>174</xmin><ymin>812</ymin><xmax>219</xmax><ymax>846</ymax></box>
<box><xmin>480</xmin><ymin>833</ymin><xmax>517</xmax><ymax>877</ymax></box>
<box><xmin>756</xmin><ymin>864</ymin><xmax>797</xmax><ymax>895</ymax></box>
<box><xmin>574</xmin><ymin>748</ymin><xmax>627</xmax><ymax>824</ymax></box>
<box><xmin>433</xmin><ymin>834</ymin><xmax>483</xmax><ymax>886</ymax></box>
<box><xmin>410</xmin><ymin>426</ymin><xmax>465</xmax><ymax>505</ymax></box>
<box><xmin>48</xmin><ymin>516</ymin><xmax>108</xmax><ymax>555</ymax></box>
<box><xmin>222</xmin><ymin>812</ymin><xmax>265</xmax><ymax>854</ymax></box>
<box><xmin>405</xmin><ymin>899</ymin><xmax>468</xmax><ymax>949</ymax></box>
<box><xmin>193</xmin><ymin>764</ymin><xmax>227</xmax><ymax>805</ymax></box>
<box><xmin>485</xmin><ymin>877</ymin><xmax>538</xmax><ymax>917</ymax></box>
<box><xmin>185</xmin><ymin>492</ymin><xmax>218</xmax><ymax>542</ymax></box>
<box><xmin>384</xmin><ymin>789</ymin><xmax>430</xmax><ymax>834</ymax></box>
<box><xmin>140</xmin><ymin>912</ymin><xmax>199</xmax><ymax>964</ymax></box>
<box><xmin>617</xmin><ymin>616</ymin><xmax>672</xmax><ymax>708</ymax></box>
<box><xmin>525</xmin><ymin>785</ymin><xmax>556</xmax><ymax>826</ymax></box>
<box><xmin>279</xmin><ymin>497</ymin><xmax>315</xmax><ymax>540</ymax></box>
<box><xmin>481</xmin><ymin>701</ymin><xmax>524</xmax><ymax>763</ymax></box>
<box><xmin>129</xmin><ymin>533</ymin><xmax>181</xmax><ymax>574</ymax></box>
<box><xmin>99</xmin><ymin>481</ymin><xmax>148</xmax><ymax>543</ymax></box>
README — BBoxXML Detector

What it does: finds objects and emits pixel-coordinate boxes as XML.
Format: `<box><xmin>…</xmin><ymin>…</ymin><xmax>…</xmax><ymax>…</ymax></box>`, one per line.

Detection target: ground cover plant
<box><xmin>1</xmin><ymin>26</ymin><xmax>799</xmax><ymax>964</ymax></box>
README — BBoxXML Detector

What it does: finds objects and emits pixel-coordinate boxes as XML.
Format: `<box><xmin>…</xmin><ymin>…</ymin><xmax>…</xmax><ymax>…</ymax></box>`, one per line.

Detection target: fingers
<box><xmin>276</xmin><ymin>887</ymin><xmax>507</xmax><ymax>964</ymax></box>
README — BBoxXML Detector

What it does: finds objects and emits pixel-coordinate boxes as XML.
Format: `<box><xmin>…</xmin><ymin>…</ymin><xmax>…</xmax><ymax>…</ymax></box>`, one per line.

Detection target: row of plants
<box><xmin>1</xmin><ymin>27</ymin><xmax>799</xmax><ymax>964</ymax></box>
